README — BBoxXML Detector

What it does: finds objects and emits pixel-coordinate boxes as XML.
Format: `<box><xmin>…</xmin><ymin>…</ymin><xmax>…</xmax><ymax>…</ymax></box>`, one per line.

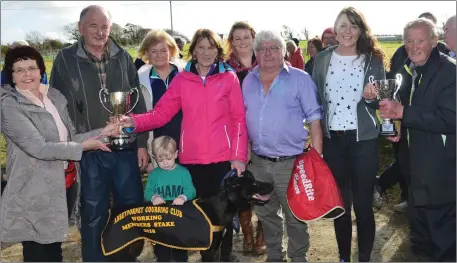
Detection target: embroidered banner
<box><xmin>101</xmin><ymin>199</ymin><xmax>214</xmax><ymax>255</ymax></box>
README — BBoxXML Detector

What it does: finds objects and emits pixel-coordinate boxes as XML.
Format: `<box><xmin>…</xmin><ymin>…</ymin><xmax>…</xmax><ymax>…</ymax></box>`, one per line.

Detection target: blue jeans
<box><xmin>80</xmin><ymin>150</ymin><xmax>143</xmax><ymax>262</ymax></box>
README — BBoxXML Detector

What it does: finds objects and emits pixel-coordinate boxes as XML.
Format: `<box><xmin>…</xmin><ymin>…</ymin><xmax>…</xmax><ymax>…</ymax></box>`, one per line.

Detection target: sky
<box><xmin>1</xmin><ymin>1</ymin><xmax>456</xmax><ymax>45</ymax></box>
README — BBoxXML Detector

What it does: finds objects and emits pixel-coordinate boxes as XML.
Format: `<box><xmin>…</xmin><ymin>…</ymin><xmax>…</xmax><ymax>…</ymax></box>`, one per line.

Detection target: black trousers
<box><xmin>22</xmin><ymin>241</ymin><xmax>62</xmax><ymax>262</ymax></box>
<box><xmin>377</xmin><ymin>142</ymin><xmax>408</xmax><ymax>201</ymax></box>
<box><xmin>154</xmin><ymin>244</ymin><xmax>188</xmax><ymax>262</ymax></box>
<box><xmin>323</xmin><ymin>135</ymin><xmax>379</xmax><ymax>262</ymax></box>
<box><xmin>409</xmin><ymin>202</ymin><xmax>456</xmax><ymax>261</ymax></box>
<box><xmin>183</xmin><ymin>161</ymin><xmax>233</xmax><ymax>261</ymax></box>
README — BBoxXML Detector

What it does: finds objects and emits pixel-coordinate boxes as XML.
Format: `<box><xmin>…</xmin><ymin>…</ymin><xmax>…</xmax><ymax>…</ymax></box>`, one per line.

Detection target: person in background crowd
<box><xmin>312</xmin><ymin>6</ymin><xmax>386</xmax><ymax>262</ymax></box>
<box><xmin>1</xmin><ymin>40</ymin><xmax>48</xmax><ymax>86</ymax></box>
<box><xmin>134</xmin><ymin>57</ymin><xmax>146</xmax><ymax>70</ymax></box>
<box><xmin>292</xmin><ymin>38</ymin><xmax>300</xmax><ymax>47</ymax></box>
<box><xmin>144</xmin><ymin>136</ymin><xmax>196</xmax><ymax>262</ymax></box>
<box><xmin>174</xmin><ymin>36</ymin><xmax>185</xmax><ymax>59</ymax></box>
<box><xmin>304</xmin><ymin>37</ymin><xmax>323</xmax><ymax>76</ymax></box>
<box><xmin>225</xmin><ymin>20</ymin><xmax>266</xmax><ymax>256</ymax></box>
<box><xmin>379</xmin><ymin>18</ymin><xmax>456</xmax><ymax>262</ymax></box>
<box><xmin>286</xmin><ymin>40</ymin><xmax>305</xmax><ymax>70</ymax></box>
<box><xmin>137</xmin><ymin>29</ymin><xmax>184</xmax><ymax>173</ymax></box>
<box><xmin>50</xmin><ymin>5</ymin><xmax>149</xmax><ymax>261</ymax></box>
<box><xmin>373</xmin><ymin>142</ymin><xmax>409</xmax><ymax>212</ymax></box>
<box><xmin>119</xmin><ymin>28</ymin><xmax>248</xmax><ymax>262</ymax></box>
<box><xmin>225</xmin><ymin>21</ymin><xmax>258</xmax><ymax>84</ymax></box>
<box><xmin>243</xmin><ymin>29</ymin><xmax>323</xmax><ymax>262</ymax></box>
<box><xmin>0</xmin><ymin>45</ymin><xmax>117</xmax><ymax>262</ymax></box>
<box><xmin>321</xmin><ymin>27</ymin><xmax>338</xmax><ymax>49</ymax></box>
<box><xmin>444</xmin><ymin>15</ymin><xmax>456</xmax><ymax>58</ymax></box>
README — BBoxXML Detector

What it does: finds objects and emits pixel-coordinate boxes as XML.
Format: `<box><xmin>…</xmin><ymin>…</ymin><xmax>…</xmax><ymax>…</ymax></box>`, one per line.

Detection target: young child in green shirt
<box><xmin>144</xmin><ymin>136</ymin><xmax>196</xmax><ymax>262</ymax></box>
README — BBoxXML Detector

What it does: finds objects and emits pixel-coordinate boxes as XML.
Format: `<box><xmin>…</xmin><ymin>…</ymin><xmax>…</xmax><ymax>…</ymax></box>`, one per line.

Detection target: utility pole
<box><xmin>170</xmin><ymin>1</ymin><xmax>173</xmax><ymax>32</ymax></box>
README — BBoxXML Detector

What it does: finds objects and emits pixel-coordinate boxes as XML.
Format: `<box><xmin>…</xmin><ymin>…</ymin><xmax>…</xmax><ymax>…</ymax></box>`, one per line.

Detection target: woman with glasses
<box><xmin>312</xmin><ymin>7</ymin><xmax>386</xmax><ymax>262</ymax></box>
<box><xmin>136</xmin><ymin>30</ymin><xmax>185</xmax><ymax>172</ymax></box>
<box><xmin>0</xmin><ymin>45</ymin><xmax>116</xmax><ymax>262</ymax></box>
<box><xmin>321</xmin><ymin>27</ymin><xmax>338</xmax><ymax>49</ymax></box>
<box><xmin>225</xmin><ymin>21</ymin><xmax>267</xmax><ymax>257</ymax></box>
<box><xmin>119</xmin><ymin>28</ymin><xmax>248</xmax><ymax>262</ymax></box>
<box><xmin>242</xmin><ymin>30</ymin><xmax>323</xmax><ymax>262</ymax></box>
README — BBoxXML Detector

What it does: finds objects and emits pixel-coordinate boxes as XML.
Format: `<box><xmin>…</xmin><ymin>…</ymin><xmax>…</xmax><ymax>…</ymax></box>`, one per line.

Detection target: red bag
<box><xmin>65</xmin><ymin>161</ymin><xmax>77</xmax><ymax>189</ymax></box>
<box><xmin>287</xmin><ymin>147</ymin><xmax>345</xmax><ymax>222</ymax></box>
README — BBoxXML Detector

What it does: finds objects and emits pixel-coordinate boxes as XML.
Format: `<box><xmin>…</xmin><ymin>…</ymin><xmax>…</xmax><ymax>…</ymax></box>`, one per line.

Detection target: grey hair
<box><xmin>447</xmin><ymin>15</ymin><xmax>456</xmax><ymax>27</ymax></box>
<box><xmin>403</xmin><ymin>18</ymin><xmax>438</xmax><ymax>42</ymax></box>
<box><xmin>286</xmin><ymin>40</ymin><xmax>297</xmax><ymax>49</ymax></box>
<box><xmin>10</xmin><ymin>40</ymin><xmax>29</xmax><ymax>48</ymax></box>
<box><xmin>253</xmin><ymin>30</ymin><xmax>286</xmax><ymax>56</ymax></box>
<box><xmin>79</xmin><ymin>5</ymin><xmax>112</xmax><ymax>24</ymax></box>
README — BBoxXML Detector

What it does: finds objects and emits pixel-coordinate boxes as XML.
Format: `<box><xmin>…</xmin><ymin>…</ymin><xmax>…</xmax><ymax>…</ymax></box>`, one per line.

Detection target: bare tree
<box><xmin>63</xmin><ymin>22</ymin><xmax>80</xmax><ymax>42</ymax></box>
<box><xmin>124</xmin><ymin>23</ymin><xmax>144</xmax><ymax>44</ymax></box>
<box><xmin>281</xmin><ymin>25</ymin><xmax>293</xmax><ymax>41</ymax></box>
<box><xmin>110</xmin><ymin>23</ymin><xmax>125</xmax><ymax>43</ymax></box>
<box><xmin>164</xmin><ymin>29</ymin><xmax>190</xmax><ymax>42</ymax></box>
<box><xmin>25</xmin><ymin>31</ymin><xmax>44</xmax><ymax>49</ymax></box>
<box><xmin>301</xmin><ymin>27</ymin><xmax>309</xmax><ymax>40</ymax></box>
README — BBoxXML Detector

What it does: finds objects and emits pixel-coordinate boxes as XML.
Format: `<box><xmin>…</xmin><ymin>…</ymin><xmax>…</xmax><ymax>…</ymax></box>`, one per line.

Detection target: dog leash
<box><xmin>219</xmin><ymin>168</ymin><xmax>238</xmax><ymax>188</ymax></box>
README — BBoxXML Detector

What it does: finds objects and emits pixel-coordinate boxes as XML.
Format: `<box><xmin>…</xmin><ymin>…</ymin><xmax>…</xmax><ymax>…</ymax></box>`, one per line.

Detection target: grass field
<box><xmin>1</xmin><ymin>41</ymin><xmax>402</xmax><ymax>170</ymax></box>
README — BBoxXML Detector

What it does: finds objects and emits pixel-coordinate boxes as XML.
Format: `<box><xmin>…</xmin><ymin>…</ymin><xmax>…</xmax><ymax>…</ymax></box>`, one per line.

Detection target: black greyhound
<box><xmin>105</xmin><ymin>169</ymin><xmax>273</xmax><ymax>262</ymax></box>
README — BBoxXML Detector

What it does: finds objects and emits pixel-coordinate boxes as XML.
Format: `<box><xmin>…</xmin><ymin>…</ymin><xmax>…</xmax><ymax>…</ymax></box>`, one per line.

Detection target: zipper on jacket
<box><xmin>357</xmin><ymin>53</ymin><xmax>374</xmax><ymax>142</ymax></box>
<box><xmin>235</xmin><ymin>123</ymin><xmax>240</xmax><ymax>157</ymax></box>
<box><xmin>224</xmin><ymin>125</ymin><xmax>231</xmax><ymax>149</ymax></box>
<box><xmin>181</xmin><ymin>129</ymin><xmax>185</xmax><ymax>153</ymax></box>
<box><xmin>364</xmin><ymin>105</ymin><xmax>377</xmax><ymax>127</ymax></box>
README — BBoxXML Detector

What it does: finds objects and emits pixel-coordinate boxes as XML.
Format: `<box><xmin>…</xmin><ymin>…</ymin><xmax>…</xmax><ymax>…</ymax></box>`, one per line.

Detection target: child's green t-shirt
<box><xmin>144</xmin><ymin>164</ymin><xmax>196</xmax><ymax>202</ymax></box>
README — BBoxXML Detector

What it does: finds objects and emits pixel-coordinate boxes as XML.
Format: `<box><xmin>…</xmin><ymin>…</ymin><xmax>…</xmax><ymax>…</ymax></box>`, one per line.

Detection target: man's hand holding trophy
<box><xmin>364</xmin><ymin>74</ymin><xmax>403</xmax><ymax>141</ymax></box>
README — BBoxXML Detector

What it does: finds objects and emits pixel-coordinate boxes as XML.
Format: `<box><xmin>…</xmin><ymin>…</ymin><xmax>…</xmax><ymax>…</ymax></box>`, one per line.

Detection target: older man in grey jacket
<box><xmin>50</xmin><ymin>5</ymin><xmax>148</xmax><ymax>262</ymax></box>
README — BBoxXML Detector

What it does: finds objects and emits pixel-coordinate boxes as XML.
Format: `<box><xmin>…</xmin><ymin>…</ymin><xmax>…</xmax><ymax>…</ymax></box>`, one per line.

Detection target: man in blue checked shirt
<box><xmin>242</xmin><ymin>30</ymin><xmax>323</xmax><ymax>262</ymax></box>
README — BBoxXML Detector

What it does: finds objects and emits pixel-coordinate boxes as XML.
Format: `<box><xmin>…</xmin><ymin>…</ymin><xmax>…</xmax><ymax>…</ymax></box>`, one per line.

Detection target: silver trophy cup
<box><xmin>99</xmin><ymin>87</ymin><xmax>139</xmax><ymax>150</ymax></box>
<box><xmin>369</xmin><ymin>74</ymin><xmax>402</xmax><ymax>136</ymax></box>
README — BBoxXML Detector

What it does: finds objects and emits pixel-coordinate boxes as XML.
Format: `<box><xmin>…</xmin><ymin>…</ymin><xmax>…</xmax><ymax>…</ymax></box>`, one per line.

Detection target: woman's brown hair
<box><xmin>224</xmin><ymin>21</ymin><xmax>256</xmax><ymax>59</ymax></box>
<box><xmin>188</xmin><ymin>29</ymin><xmax>224</xmax><ymax>62</ymax></box>
<box><xmin>307</xmin><ymin>38</ymin><xmax>324</xmax><ymax>54</ymax></box>
<box><xmin>334</xmin><ymin>7</ymin><xmax>388</xmax><ymax>70</ymax></box>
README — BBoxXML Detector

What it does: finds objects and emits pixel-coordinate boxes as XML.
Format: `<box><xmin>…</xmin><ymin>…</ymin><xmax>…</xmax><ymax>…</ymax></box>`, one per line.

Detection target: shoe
<box><xmin>254</xmin><ymin>220</ymin><xmax>267</xmax><ymax>255</ymax></box>
<box><xmin>221</xmin><ymin>253</ymin><xmax>240</xmax><ymax>262</ymax></box>
<box><xmin>232</xmin><ymin>215</ymin><xmax>240</xmax><ymax>234</ymax></box>
<box><xmin>373</xmin><ymin>186</ymin><xmax>383</xmax><ymax>208</ymax></box>
<box><xmin>393</xmin><ymin>201</ymin><xmax>408</xmax><ymax>213</ymax></box>
<box><xmin>238</xmin><ymin>209</ymin><xmax>254</xmax><ymax>252</ymax></box>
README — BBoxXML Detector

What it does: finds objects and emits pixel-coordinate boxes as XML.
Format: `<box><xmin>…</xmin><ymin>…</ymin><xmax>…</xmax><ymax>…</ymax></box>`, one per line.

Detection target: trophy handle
<box><xmin>98</xmin><ymin>88</ymin><xmax>113</xmax><ymax>114</ymax></box>
<box><xmin>368</xmin><ymin>75</ymin><xmax>375</xmax><ymax>84</ymax></box>
<box><xmin>393</xmin><ymin>74</ymin><xmax>403</xmax><ymax>102</ymax></box>
<box><xmin>395</xmin><ymin>74</ymin><xmax>402</xmax><ymax>86</ymax></box>
<box><xmin>125</xmin><ymin>87</ymin><xmax>140</xmax><ymax>114</ymax></box>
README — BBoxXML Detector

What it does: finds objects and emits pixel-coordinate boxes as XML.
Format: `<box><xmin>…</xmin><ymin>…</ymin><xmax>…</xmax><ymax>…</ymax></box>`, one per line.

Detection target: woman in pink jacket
<box><xmin>121</xmin><ymin>28</ymin><xmax>247</xmax><ymax>262</ymax></box>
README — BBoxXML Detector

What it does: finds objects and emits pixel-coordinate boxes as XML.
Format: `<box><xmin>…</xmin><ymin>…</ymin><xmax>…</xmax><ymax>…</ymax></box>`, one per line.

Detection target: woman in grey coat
<box><xmin>0</xmin><ymin>45</ymin><xmax>117</xmax><ymax>262</ymax></box>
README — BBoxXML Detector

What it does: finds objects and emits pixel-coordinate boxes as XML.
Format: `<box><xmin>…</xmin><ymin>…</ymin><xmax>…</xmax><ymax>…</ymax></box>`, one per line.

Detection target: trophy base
<box><xmin>380</xmin><ymin>121</ymin><xmax>397</xmax><ymax>136</ymax></box>
<box><xmin>109</xmin><ymin>136</ymin><xmax>134</xmax><ymax>151</ymax></box>
<box><xmin>379</xmin><ymin>130</ymin><xmax>397</xmax><ymax>136</ymax></box>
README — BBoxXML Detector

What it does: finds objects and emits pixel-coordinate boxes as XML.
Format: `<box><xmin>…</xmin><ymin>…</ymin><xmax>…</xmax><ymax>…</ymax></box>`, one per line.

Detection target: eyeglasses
<box><xmin>13</xmin><ymin>66</ymin><xmax>39</xmax><ymax>75</ymax></box>
<box><xmin>256</xmin><ymin>46</ymin><xmax>281</xmax><ymax>54</ymax></box>
<box><xmin>323</xmin><ymin>36</ymin><xmax>336</xmax><ymax>41</ymax></box>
